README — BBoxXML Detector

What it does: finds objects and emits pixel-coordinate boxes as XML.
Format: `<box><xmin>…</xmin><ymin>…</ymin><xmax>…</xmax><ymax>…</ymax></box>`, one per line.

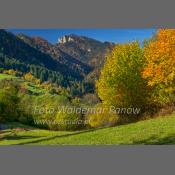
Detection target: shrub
<box><xmin>53</xmin><ymin>106</ymin><xmax>83</xmax><ymax>131</ymax></box>
<box><xmin>3</xmin><ymin>69</ymin><xmax>18</xmax><ymax>76</ymax></box>
<box><xmin>0</xmin><ymin>89</ymin><xmax>19</xmax><ymax>122</ymax></box>
<box><xmin>80</xmin><ymin>93</ymin><xmax>99</xmax><ymax>106</ymax></box>
<box><xmin>17</xmin><ymin>93</ymin><xmax>70</xmax><ymax>127</ymax></box>
<box><xmin>86</xmin><ymin>103</ymin><xmax>118</xmax><ymax>128</ymax></box>
<box><xmin>23</xmin><ymin>72</ymin><xmax>40</xmax><ymax>84</ymax></box>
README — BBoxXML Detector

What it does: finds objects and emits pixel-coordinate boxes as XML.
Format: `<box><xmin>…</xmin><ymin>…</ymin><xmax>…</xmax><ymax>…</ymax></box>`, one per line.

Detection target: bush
<box><xmin>23</xmin><ymin>72</ymin><xmax>40</xmax><ymax>84</ymax></box>
<box><xmin>17</xmin><ymin>93</ymin><xmax>70</xmax><ymax>127</ymax></box>
<box><xmin>80</xmin><ymin>93</ymin><xmax>99</xmax><ymax>106</ymax></box>
<box><xmin>53</xmin><ymin>106</ymin><xmax>83</xmax><ymax>131</ymax></box>
<box><xmin>3</xmin><ymin>69</ymin><xmax>18</xmax><ymax>76</ymax></box>
<box><xmin>86</xmin><ymin>104</ymin><xmax>118</xmax><ymax>128</ymax></box>
<box><xmin>0</xmin><ymin>89</ymin><xmax>19</xmax><ymax>122</ymax></box>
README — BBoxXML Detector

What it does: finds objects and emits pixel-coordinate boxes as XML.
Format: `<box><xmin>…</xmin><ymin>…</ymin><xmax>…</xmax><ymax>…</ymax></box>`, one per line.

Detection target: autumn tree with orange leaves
<box><xmin>143</xmin><ymin>29</ymin><xmax>175</xmax><ymax>104</ymax></box>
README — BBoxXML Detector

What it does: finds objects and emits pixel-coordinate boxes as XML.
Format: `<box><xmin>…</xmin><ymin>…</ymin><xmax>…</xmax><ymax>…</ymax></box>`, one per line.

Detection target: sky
<box><xmin>8</xmin><ymin>29</ymin><xmax>156</xmax><ymax>44</ymax></box>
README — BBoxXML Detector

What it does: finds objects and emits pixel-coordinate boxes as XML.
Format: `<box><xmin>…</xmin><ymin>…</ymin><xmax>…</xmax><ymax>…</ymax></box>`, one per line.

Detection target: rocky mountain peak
<box><xmin>58</xmin><ymin>35</ymin><xmax>76</xmax><ymax>44</ymax></box>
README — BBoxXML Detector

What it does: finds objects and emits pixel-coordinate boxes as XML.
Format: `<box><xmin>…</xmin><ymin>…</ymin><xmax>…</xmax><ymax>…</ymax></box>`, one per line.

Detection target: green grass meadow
<box><xmin>1</xmin><ymin>114</ymin><xmax>175</xmax><ymax>145</ymax></box>
<box><xmin>0</xmin><ymin>73</ymin><xmax>17</xmax><ymax>80</ymax></box>
<box><xmin>1</xmin><ymin>73</ymin><xmax>175</xmax><ymax>145</ymax></box>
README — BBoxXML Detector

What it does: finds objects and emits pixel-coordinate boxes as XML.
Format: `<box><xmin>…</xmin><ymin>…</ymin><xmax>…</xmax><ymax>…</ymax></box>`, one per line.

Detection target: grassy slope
<box><xmin>0</xmin><ymin>73</ymin><xmax>56</xmax><ymax>98</ymax></box>
<box><xmin>1</xmin><ymin>73</ymin><xmax>175</xmax><ymax>145</ymax></box>
<box><xmin>0</xmin><ymin>73</ymin><xmax>17</xmax><ymax>80</ymax></box>
<box><xmin>0</xmin><ymin>73</ymin><xmax>46</xmax><ymax>94</ymax></box>
<box><xmin>1</xmin><ymin>114</ymin><xmax>175</xmax><ymax>145</ymax></box>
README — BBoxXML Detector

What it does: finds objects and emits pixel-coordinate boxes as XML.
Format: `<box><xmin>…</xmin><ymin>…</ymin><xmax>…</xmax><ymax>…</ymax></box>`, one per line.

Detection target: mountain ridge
<box><xmin>0</xmin><ymin>29</ymin><xmax>114</xmax><ymax>96</ymax></box>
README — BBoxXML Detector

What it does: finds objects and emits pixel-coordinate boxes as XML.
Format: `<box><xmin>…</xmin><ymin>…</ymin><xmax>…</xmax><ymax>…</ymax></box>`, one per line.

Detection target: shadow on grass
<box><xmin>0</xmin><ymin>130</ymin><xmax>11</xmax><ymax>134</ymax></box>
<box><xmin>3</xmin><ymin>135</ymin><xmax>42</xmax><ymax>141</ymax></box>
<box><xmin>133</xmin><ymin>134</ymin><xmax>175</xmax><ymax>145</ymax></box>
<box><xmin>17</xmin><ymin>127</ymin><xmax>107</xmax><ymax>145</ymax></box>
<box><xmin>0</xmin><ymin>129</ymin><xmax>43</xmax><ymax>142</ymax></box>
<box><xmin>0</xmin><ymin>130</ymin><xmax>43</xmax><ymax>141</ymax></box>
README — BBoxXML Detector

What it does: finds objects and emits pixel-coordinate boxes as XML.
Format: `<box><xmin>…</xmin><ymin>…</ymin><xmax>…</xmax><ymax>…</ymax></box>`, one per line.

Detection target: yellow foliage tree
<box><xmin>23</xmin><ymin>72</ymin><xmax>40</xmax><ymax>85</ymax></box>
<box><xmin>96</xmin><ymin>42</ymin><xmax>148</xmax><ymax>111</ymax></box>
<box><xmin>3</xmin><ymin>69</ymin><xmax>18</xmax><ymax>76</ymax></box>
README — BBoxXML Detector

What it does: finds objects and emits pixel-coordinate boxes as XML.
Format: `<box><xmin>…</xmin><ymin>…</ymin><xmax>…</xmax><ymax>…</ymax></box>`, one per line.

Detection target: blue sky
<box><xmin>8</xmin><ymin>29</ymin><xmax>156</xmax><ymax>44</ymax></box>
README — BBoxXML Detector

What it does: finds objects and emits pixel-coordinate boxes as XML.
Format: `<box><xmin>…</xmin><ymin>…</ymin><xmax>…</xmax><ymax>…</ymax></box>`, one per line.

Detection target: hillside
<box><xmin>17</xmin><ymin>33</ymin><xmax>92</xmax><ymax>75</ymax></box>
<box><xmin>1</xmin><ymin>29</ymin><xmax>175</xmax><ymax>146</ymax></box>
<box><xmin>1</xmin><ymin>114</ymin><xmax>175</xmax><ymax>145</ymax></box>
<box><xmin>57</xmin><ymin>34</ymin><xmax>114</xmax><ymax>67</ymax></box>
<box><xmin>0</xmin><ymin>30</ymin><xmax>92</xmax><ymax>92</ymax></box>
<box><xmin>0</xmin><ymin>30</ymin><xmax>114</xmax><ymax>95</ymax></box>
<box><xmin>16</xmin><ymin>33</ymin><xmax>113</xmax><ymax>71</ymax></box>
<box><xmin>0</xmin><ymin>73</ymin><xmax>73</xmax><ymax>126</ymax></box>
<box><xmin>17</xmin><ymin>33</ymin><xmax>114</xmax><ymax>85</ymax></box>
